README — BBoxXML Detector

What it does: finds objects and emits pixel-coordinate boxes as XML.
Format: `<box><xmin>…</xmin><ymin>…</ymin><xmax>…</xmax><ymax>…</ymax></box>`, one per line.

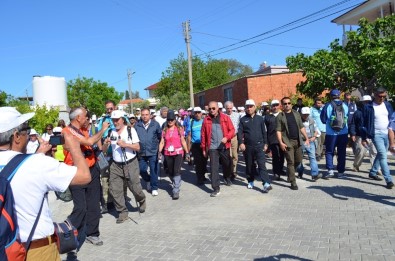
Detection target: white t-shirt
<box><xmin>26</xmin><ymin>140</ymin><xmax>39</xmax><ymax>154</ymax></box>
<box><xmin>110</xmin><ymin>126</ymin><xmax>140</xmax><ymax>163</ymax></box>
<box><xmin>0</xmin><ymin>151</ymin><xmax>76</xmax><ymax>242</ymax></box>
<box><xmin>373</xmin><ymin>102</ymin><xmax>389</xmax><ymax>134</ymax></box>
<box><xmin>155</xmin><ymin>117</ymin><xmax>166</xmax><ymax>128</ymax></box>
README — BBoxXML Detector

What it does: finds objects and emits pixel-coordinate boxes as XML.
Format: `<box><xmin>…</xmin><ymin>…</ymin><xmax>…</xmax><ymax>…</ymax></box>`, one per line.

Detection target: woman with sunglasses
<box><xmin>158</xmin><ymin>110</ymin><xmax>189</xmax><ymax>200</ymax></box>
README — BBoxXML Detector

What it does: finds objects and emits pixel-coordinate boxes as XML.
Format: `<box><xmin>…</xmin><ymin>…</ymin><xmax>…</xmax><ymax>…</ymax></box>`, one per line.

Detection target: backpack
<box><xmin>329</xmin><ymin>101</ymin><xmax>347</xmax><ymax>132</ymax></box>
<box><xmin>0</xmin><ymin>154</ymin><xmax>33</xmax><ymax>261</ymax></box>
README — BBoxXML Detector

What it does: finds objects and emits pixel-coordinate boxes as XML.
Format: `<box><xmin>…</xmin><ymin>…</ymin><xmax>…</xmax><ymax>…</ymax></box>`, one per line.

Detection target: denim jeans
<box><xmin>297</xmin><ymin>142</ymin><xmax>319</xmax><ymax>176</ymax></box>
<box><xmin>371</xmin><ymin>133</ymin><xmax>392</xmax><ymax>183</ymax></box>
<box><xmin>139</xmin><ymin>155</ymin><xmax>159</xmax><ymax>190</ymax></box>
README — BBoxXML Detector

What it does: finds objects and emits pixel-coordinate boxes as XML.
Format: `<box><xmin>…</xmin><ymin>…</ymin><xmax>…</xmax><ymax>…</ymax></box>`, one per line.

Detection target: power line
<box><xmin>206</xmin><ymin>4</ymin><xmax>361</xmax><ymax>58</ymax></box>
<box><xmin>195</xmin><ymin>0</ymin><xmax>360</xmax><ymax>57</ymax></box>
<box><xmin>193</xmin><ymin>31</ymin><xmax>321</xmax><ymax>50</ymax></box>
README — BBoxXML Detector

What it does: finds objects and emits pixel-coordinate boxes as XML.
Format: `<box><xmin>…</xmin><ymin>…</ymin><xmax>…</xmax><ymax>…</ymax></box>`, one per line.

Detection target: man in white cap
<box><xmin>264</xmin><ymin>100</ymin><xmax>286</xmax><ymax>180</ymax></box>
<box><xmin>238</xmin><ymin>107</ymin><xmax>246</xmax><ymax>117</ymax></box>
<box><xmin>238</xmin><ymin>99</ymin><xmax>272</xmax><ymax>192</ymax></box>
<box><xmin>0</xmin><ymin>107</ymin><xmax>91</xmax><ymax>260</ymax></box>
<box><xmin>103</xmin><ymin>110</ymin><xmax>146</xmax><ymax>223</ymax></box>
<box><xmin>187</xmin><ymin>106</ymin><xmax>208</xmax><ymax>185</ymax></box>
<box><xmin>296</xmin><ymin>107</ymin><xmax>321</xmax><ymax>181</ymax></box>
<box><xmin>350</xmin><ymin>96</ymin><xmax>377</xmax><ymax>173</ymax></box>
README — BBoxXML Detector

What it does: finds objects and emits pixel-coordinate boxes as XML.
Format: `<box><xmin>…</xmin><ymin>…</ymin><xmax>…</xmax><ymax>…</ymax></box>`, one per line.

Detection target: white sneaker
<box><xmin>146</xmin><ymin>183</ymin><xmax>151</xmax><ymax>192</ymax></box>
<box><xmin>247</xmin><ymin>182</ymin><xmax>254</xmax><ymax>189</ymax></box>
<box><xmin>152</xmin><ymin>190</ymin><xmax>158</xmax><ymax>196</ymax></box>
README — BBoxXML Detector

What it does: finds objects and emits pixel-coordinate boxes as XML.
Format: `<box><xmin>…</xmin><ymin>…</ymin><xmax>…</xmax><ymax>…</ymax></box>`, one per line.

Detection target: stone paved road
<box><xmin>50</xmin><ymin>150</ymin><xmax>395</xmax><ymax>261</ymax></box>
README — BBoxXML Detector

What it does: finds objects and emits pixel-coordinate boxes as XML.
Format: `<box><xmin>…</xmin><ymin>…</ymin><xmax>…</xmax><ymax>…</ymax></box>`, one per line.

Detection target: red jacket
<box><xmin>201</xmin><ymin>112</ymin><xmax>235</xmax><ymax>152</ymax></box>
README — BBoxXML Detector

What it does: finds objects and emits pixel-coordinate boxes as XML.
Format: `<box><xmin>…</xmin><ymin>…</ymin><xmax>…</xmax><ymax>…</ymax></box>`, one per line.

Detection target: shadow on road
<box><xmin>254</xmin><ymin>254</ymin><xmax>313</xmax><ymax>261</ymax></box>
<box><xmin>308</xmin><ymin>185</ymin><xmax>395</xmax><ymax>206</ymax></box>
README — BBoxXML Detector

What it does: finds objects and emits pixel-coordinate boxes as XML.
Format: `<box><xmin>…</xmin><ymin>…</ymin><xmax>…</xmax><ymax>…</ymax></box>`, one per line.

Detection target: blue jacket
<box><xmin>135</xmin><ymin>120</ymin><xmax>162</xmax><ymax>156</ymax></box>
<box><xmin>349</xmin><ymin>109</ymin><xmax>364</xmax><ymax>137</ymax></box>
<box><xmin>320</xmin><ymin>100</ymin><xmax>349</xmax><ymax>135</ymax></box>
<box><xmin>361</xmin><ymin>101</ymin><xmax>393</xmax><ymax>140</ymax></box>
<box><xmin>310</xmin><ymin>106</ymin><xmax>325</xmax><ymax>132</ymax></box>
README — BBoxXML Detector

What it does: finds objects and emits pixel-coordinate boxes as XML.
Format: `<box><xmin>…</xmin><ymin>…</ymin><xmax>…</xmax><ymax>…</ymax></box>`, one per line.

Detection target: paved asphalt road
<box><xmin>50</xmin><ymin>149</ymin><xmax>395</xmax><ymax>261</ymax></box>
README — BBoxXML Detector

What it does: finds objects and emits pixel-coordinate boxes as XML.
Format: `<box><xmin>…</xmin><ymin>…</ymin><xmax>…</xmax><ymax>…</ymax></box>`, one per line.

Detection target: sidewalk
<box><xmin>50</xmin><ymin>151</ymin><xmax>395</xmax><ymax>261</ymax></box>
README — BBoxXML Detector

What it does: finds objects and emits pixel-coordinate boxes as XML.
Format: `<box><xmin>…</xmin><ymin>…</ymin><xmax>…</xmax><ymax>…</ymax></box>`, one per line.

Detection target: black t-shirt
<box><xmin>285</xmin><ymin>112</ymin><xmax>299</xmax><ymax>139</ymax></box>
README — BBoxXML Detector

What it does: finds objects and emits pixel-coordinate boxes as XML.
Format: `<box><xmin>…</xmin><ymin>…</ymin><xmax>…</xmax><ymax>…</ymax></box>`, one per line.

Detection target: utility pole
<box><xmin>183</xmin><ymin>20</ymin><xmax>194</xmax><ymax>108</ymax></box>
<box><xmin>127</xmin><ymin>69</ymin><xmax>135</xmax><ymax>113</ymax></box>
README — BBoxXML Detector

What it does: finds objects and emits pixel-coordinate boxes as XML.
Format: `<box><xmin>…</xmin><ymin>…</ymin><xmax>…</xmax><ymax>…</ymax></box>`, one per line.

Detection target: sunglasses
<box><xmin>271</xmin><ymin>104</ymin><xmax>279</xmax><ymax>107</ymax></box>
<box><xmin>282</xmin><ymin>102</ymin><xmax>292</xmax><ymax>105</ymax></box>
<box><xmin>167</xmin><ymin>119</ymin><xmax>175</xmax><ymax>122</ymax></box>
<box><xmin>106</xmin><ymin>107</ymin><xmax>114</xmax><ymax>111</ymax></box>
<box><xmin>209</xmin><ymin>107</ymin><xmax>217</xmax><ymax>110</ymax></box>
<box><xmin>378</xmin><ymin>95</ymin><xmax>386</xmax><ymax>98</ymax></box>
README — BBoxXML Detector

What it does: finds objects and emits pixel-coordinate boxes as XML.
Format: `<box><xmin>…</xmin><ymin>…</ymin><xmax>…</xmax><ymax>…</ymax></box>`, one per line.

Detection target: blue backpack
<box><xmin>0</xmin><ymin>154</ymin><xmax>32</xmax><ymax>261</ymax></box>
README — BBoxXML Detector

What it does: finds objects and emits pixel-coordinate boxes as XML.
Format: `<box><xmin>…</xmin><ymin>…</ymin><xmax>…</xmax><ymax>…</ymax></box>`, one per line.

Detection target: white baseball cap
<box><xmin>111</xmin><ymin>110</ymin><xmax>126</xmax><ymax>119</ymax></box>
<box><xmin>271</xmin><ymin>100</ymin><xmax>280</xmax><ymax>105</ymax></box>
<box><xmin>261</xmin><ymin>102</ymin><xmax>269</xmax><ymax>106</ymax></box>
<box><xmin>245</xmin><ymin>99</ymin><xmax>256</xmax><ymax>106</ymax></box>
<box><xmin>238</xmin><ymin>106</ymin><xmax>245</xmax><ymax>111</ymax></box>
<box><xmin>91</xmin><ymin>114</ymin><xmax>97</xmax><ymax>121</ymax></box>
<box><xmin>217</xmin><ymin>102</ymin><xmax>223</xmax><ymax>109</ymax></box>
<box><xmin>301</xmin><ymin>107</ymin><xmax>311</xmax><ymax>115</ymax></box>
<box><xmin>362</xmin><ymin>95</ymin><xmax>372</xmax><ymax>101</ymax></box>
<box><xmin>0</xmin><ymin>107</ymin><xmax>35</xmax><ymax>133</ymax></box>
<box><xmin>187</xmin><ymin>107</ymin><xmax>192</xmax><ymax>111</ymax></box>
<box><xmin>193</xmin><ymin>107</ymin><xmax>202</xmax><ymax>112</ymax></box>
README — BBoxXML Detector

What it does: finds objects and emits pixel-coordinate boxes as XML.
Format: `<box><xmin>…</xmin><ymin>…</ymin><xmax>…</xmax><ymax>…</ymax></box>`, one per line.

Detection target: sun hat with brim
<box><xmin>29</xmin><ymin>129</ymin><xmax>38</xmax><ymax>135</ymax></box>
<box><xmin>0</xmin><ymin>107</ymin><xmax>35</xmax><ymax>133</ymax></box>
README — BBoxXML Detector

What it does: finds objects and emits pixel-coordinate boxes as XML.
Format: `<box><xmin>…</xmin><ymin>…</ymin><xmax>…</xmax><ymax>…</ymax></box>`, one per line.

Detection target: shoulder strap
<box><xmin>0</xmin><ymin>153</ymin><xmax>43</xmax><ymax>251</ymax></box>
<box><xmin>1</xmin><ymin>154</ymin><xmax>33</xmax><ymax>181</ymax></box>
<box><xmin>127</xmin><ymin>126</ymin><xmax>133</xmax><ymax>142</ymax></box>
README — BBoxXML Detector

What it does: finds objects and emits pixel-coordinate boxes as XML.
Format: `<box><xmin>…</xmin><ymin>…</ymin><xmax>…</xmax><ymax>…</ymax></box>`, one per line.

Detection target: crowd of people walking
<box><xmin>1</xmin><ymin>87</ymin><xmax>394</xmax><ymax>260</ymax></box>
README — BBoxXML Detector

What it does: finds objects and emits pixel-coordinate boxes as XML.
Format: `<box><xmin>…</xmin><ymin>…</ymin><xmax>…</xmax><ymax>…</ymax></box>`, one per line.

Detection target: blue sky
<box><xmin>0</xmin><ymin>0</ymin><xmax>364</xmax><ymax>100</ymax></box>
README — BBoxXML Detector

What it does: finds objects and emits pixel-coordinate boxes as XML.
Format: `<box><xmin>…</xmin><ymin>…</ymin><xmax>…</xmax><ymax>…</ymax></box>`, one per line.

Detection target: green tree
<box><xmin>0</xmin><ymin>90</ymin><xmax>8</xmax><ymax>106</ymax></box>
<box><xmin>125</xmin><ymin>90</ymin><xmax>130</xmax><ymax>100</ymax></box>
<box><xmin>286</xmin><ymin>15</ymin><xmax>395</xmax><ymax>98</ymax></box>
<box><xmin>67</xmin><ymin>77</ymin><xmax>123</xmax><ymax>116</ymax></box>
<box><xmin>155</xmin><ymin>54</ymin><xmax>253</xmax><ymax>107</ymax></box>
<box><xmin>28</xmin><ymin>105</ymin><xmax>59</xmax><ymax>135</ymax></box>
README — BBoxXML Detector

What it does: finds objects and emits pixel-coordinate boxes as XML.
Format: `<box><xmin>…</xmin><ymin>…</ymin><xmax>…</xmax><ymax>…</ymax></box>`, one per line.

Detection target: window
<box><xmin>224</xmin><ymin>88</ymin><xmax>232</xmax><ymax>102</ymax></box>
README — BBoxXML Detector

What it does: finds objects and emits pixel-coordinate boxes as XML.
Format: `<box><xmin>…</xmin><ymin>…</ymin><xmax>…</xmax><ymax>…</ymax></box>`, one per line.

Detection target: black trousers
<box><xmin>191</xmin><ymin>143</ymin><xmax>207</xmax><ymax>183</ymax></box>
<box><xmin>69</xmin><ymin>163</ymin><xmax>101</xmax><ymax>249</ymax></box>
<box><xmin>209</xmin><ymin>149</ymin><xmax>232</xmax><ymax>191</ymax></box>
<box><xmin>269</xmin><ymin>143</ymin><xmax>285</xmax><ymax>175</ymax></box>
<box><xmin>244</xmin><ymin>145</ymin><xmax>270</xmax><ymax>184</ymax></box>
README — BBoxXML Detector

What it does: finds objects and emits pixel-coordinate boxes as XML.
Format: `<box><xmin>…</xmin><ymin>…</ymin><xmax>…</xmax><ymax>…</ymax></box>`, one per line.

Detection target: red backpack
<box><xmin>0</xmin><ymin>154</ymin><xmax>32</xmax><ymax>261</ymax></box>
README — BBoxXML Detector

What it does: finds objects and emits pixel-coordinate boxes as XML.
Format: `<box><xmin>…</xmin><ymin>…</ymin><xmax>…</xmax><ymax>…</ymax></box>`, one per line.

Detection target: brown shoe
<box><xmin>139</xmin><ymin>199</ymin><xmax>146</xmax><ymax>213</ymax></box>
<box><xmin>116</xmin><ymin>212</ymin><xmax>129</xmax><ymax>224</ymax></box>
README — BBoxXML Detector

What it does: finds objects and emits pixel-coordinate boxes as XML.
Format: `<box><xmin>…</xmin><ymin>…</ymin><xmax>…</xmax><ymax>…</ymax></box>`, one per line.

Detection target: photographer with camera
<box><xmin>103</xmin><ymin>110</ymin><xmax>146</xmax><ymax>224</ymax></box>
<box><xmin>62</xmin><ymin>107</ymin><xmax>110</xmax><ymax>250</ymax></box>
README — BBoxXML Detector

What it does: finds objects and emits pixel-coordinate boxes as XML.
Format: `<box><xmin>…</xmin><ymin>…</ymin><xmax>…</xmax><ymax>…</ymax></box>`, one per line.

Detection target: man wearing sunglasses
<box><xmin>201</xmin><ymin>101</ymin><xmax>235</xmax><ymax>197</ymax></box>
<box><xmin>0</xmin><ymin>107</ymin><xmax>91</xmax><ymax>260</ymax></box>
<box><xmin>276</xmin><ymin>97</ymin><xmax>310</xmax><ymax>190</ymax></box>
<box><xmin>362</xmin><ymin>87</ymin><xmax>394</xmax><ymax>189</ymax></box>
<box><xmin>264</xmin><ymin>100</ymin><xmax>286</xmax><ymax>181</ymax></box>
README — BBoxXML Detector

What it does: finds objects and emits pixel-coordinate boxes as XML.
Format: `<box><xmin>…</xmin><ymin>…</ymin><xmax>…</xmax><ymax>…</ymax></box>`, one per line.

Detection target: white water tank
<box><xmin>32</xmin><ymin>76</ymin><xmax>68</xmax><ymax>111</ymax></box>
